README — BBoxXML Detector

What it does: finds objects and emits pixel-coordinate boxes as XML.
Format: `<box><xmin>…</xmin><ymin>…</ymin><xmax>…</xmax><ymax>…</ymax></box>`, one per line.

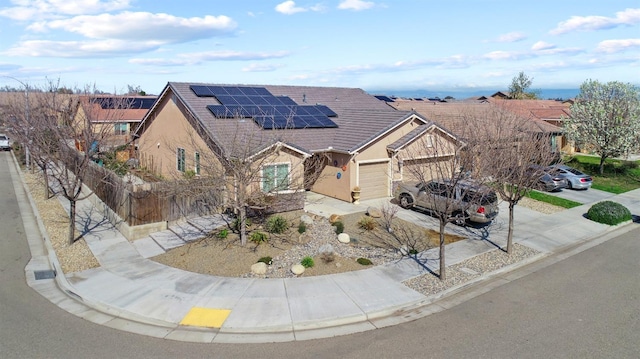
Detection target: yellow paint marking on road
<box><xmin>180</xmin><ymin>307</ymin><xmax>231</xmax><ymax>328</ymax></box>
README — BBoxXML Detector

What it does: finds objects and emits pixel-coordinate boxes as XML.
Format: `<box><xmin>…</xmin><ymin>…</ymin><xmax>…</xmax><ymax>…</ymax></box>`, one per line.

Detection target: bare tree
<box><xmin>8</xmin><ymin>81</ymin><xmax>134</xmax><ymax>244</ymax></box>
<box><xmin>399</xmin><ymin>123</ymin><xmax>489</xmax><ymax>280</ymax></box>
<box><xmin>472</xmin><ymin>107</ymin><xmax>560</xmax><ymax>253</ymax></box>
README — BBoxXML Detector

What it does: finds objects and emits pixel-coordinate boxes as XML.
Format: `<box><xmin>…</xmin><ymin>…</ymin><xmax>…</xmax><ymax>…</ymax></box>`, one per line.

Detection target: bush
<box><xmin>332</xmin><ymin>221</ymin><xmax>344</xmax><ymax>234</ymax></box>
<box><xmin>266</xmin><ymin>215</ymin><xmax>289</xmax><ymax>234</ymax></box>
<box><xmin>587</xmin><ymin>201</ymin><xmax>632</xmax><ymax>225</ymax></box>
<box><xmin>358</xmin><ymin>216</ymin><xmax>377</xmax><ymax>231</ymax></box>
<box><xmin>217</xmin><ymin>228</ymin><xmax>229</xmax><ymax>239</ymax></box>
<box><xmin>301</xmin><ymin>256</ymin><xmax>315</xmax><ymax>268</ymax></box>
<box><xmin>257</xmin><ymin>256</ymin><xmax>272</xmax><ymax>265</ymax></box>
<box><xmin>356</xmin><ymin>257</ymin><xmax>372</xmax><ymax>265</ymax></box>
<box><xmin>298</xmin><ymin>221</ymin><xmax>307</xmax><ymax>234</ymax></box>
<box><xmin>249</xmin><ymin>231</ymin><xmax>268</xmax><ymax>244</ymax></box>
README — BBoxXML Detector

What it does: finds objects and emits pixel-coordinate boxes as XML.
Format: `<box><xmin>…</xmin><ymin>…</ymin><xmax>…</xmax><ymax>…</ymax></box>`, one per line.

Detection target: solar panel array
<box><xmin>191</xmin><ymin>85</ymin><xmax>338</xmax><ymax>130</ymax></box>
<box><xmin>95</xmin><ymin>97</ymin><xmax>156</xmax><ymax>110</ymax></box>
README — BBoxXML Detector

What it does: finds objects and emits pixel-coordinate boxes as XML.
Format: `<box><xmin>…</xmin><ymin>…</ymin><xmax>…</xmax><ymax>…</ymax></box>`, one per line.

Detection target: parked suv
<box><xmin>396</xmin><ymin>179</ymin><xmax>499</xmax><ymax>224</ymax></box>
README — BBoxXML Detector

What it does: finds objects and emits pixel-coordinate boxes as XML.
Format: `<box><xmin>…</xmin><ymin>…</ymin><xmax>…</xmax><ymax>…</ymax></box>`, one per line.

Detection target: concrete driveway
<box><xmin>544</xmin><ymin>187</ymin><xmax>614</xmax><ymax>205</ymax></box>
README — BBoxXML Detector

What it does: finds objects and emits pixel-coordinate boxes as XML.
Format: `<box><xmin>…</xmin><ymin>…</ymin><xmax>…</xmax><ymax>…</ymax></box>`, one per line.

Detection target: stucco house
<box><xmin>133</xmin><ymin>82</ymin><xmax>462</xmax><ymax>205</ymax></box>
<box><xmin>73</xmin><ymin>95</ymin><xmax>157</xmax><ymax>149</ymax></box>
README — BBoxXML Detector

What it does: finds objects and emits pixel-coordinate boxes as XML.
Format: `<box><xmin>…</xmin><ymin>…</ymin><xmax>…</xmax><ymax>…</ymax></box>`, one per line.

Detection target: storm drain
<box><xmin>34</xmin><ymin>270</ymin><xmax>56</xmax><ymax>280</ymax></box>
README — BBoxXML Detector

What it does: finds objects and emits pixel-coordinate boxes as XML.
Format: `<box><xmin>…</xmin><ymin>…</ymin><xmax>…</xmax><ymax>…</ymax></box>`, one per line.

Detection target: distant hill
<box><xmin>367</xmin><ymin>88</ymin><xmax>580</xmax><ymax>101</ymax></box>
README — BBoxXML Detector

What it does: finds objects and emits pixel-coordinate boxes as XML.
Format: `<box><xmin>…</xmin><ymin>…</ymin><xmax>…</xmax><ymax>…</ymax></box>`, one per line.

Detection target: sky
<box><xmin>0</xmin><ymin>0</ymin><xmax>639</xmax><ymax>96</ymax></box>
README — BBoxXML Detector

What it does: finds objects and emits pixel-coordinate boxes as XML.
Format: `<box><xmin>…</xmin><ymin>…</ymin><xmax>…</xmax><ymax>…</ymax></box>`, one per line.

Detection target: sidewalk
<box><xmin>15</xmin><ymin>157</ymin><xmax>640</xmax><ymax>343</ymax></box>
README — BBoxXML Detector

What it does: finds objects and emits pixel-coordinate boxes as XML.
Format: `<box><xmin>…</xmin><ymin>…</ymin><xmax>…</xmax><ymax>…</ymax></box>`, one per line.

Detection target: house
<box><xmin>73</xmin><ymin>95</ymin><xmax>157</xmax><ymax>149</ymax></box>
<box><xmin>133</xmin><ymin>82</ymin><xmax>462</xmax><ymax>204</ymax></box>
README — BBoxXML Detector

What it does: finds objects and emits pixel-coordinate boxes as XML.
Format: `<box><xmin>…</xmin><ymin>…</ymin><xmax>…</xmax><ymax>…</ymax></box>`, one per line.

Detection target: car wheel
<box><xmin>399</xmin><ymin>194</ymin><xmax>413</xmax><ymax>209</ymax></box>
<box><xmin>452</xmin><ymin>211</ymin><xmax>466</xmax><ymax>226</ymax></box>
<box><xmin>567</xmin><ymin>181</ymin><xmax>573</xmax><ymax>189</ymax></box>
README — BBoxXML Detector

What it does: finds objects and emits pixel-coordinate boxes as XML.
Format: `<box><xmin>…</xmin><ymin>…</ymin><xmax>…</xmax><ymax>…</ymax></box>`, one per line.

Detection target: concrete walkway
<box><xmin>13</xmin><ymin>154</ymin><xmax>640</xmax><ymax>343</ymax></box>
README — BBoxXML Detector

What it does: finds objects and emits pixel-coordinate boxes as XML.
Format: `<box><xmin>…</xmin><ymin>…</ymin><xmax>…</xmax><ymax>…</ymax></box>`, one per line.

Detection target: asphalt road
<box><xmin>2</xmin><ymin>151</ymin><xmax>639</xmax><ymax>358</ymax></box>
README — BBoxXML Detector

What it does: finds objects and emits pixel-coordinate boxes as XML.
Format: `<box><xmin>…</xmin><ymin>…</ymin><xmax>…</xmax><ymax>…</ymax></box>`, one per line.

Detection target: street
<box><xmin>2</xmin><ymin>150</ymin><xmax>639</xmax><ymax>358</ymax></box>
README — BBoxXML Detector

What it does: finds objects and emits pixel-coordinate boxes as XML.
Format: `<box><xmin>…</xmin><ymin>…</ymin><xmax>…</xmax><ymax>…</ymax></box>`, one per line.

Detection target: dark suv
<box><xmin>396</xmin><ymin>179</ymin><xmax>499</xmax><ymax>224</ymax></box>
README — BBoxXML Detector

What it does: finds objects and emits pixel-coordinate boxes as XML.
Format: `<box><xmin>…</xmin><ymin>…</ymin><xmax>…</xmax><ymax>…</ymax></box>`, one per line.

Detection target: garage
<box><xmin>402</xmin><ymin>156</ymin><xmax>452</xmax><ymax>183</ymax></box>
<box><xmin>358</xmin><ymin>161</ymin><xmax>390</xmax><ymax>200</ymax></box>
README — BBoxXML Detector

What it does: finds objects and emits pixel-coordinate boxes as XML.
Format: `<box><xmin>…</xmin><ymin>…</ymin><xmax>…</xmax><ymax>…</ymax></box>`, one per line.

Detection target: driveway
<box><xmin>545</xmin><ymin>187</ymin><xmax>614</xmax><ymax>205</ymax></box>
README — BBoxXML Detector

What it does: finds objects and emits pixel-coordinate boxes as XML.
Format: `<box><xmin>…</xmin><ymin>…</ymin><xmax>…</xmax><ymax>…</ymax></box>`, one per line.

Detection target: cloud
<box><xmin>496</xmin><ymin>32</ymin><xmax>526</xmax><ymax>43</ymax></box>
<box><xmin>275</xmin><ymin>1</ymin><xmax>306</xmax><ymax>15</ymax></box>
<box><xmin>4</xmin><ymin>39</ymin><xmax>163</xmax><ymax>58</ymax></box>
<box><xmin>130</xmin><ymin>50</ymin><xmax>290</xmax><ymax>66</ymax></box>
<box><xmin>550</xmin><ymin>8</ymin><xmax>640</xmax><ymax>35</ymax></box>
<box><xmin>338</xmin><ymin>0</ymin><xmax>375</xmax><ymax>11</ymax></box>
<box><xmin>28</xmin><ymin>12</ymin><xmax>237</xmax><ymax>43</ymax></box>
<box><xmin>531</xmin><ymin>41</ymin><xmax>555</xmax><ymax>51</ymax></box>
<box><xmin>596</xmin><ymin>38</ymin><xmax>640</xmax><ymax>53</ymax></box>
<box><xmin>0</xmin><ymin>0</ymin><xmax>132</xmax><ymax>20</ymax></box>
<box><xmin>242</xmin><ymin>63</ymin><xmax>284</xmax><ymax>72</ymax></box>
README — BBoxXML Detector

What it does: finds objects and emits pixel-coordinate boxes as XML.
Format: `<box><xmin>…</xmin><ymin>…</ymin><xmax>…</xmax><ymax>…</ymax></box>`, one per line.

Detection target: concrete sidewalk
<box><xmin>14</xmin><ymin>156</ymin><xmax>640</xmax><ymax>343</ymax></box>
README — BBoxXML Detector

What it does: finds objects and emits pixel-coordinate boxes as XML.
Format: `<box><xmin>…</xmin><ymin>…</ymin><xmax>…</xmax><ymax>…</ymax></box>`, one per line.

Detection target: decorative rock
<box><xmin>399</xmin><ymin>245</ymin><xmax>409</xmax><ymax>256</ymax></box>
<box><xmin>318</xmin><ymin>243</ymin><xmax>335</xmax><ymax>254</ymax></box>
<box><xmin>291</xmin><ymin>264</ymin><xmax>305</xmax><ymax>275</ymax></box>
<box><xmin>367</xmin><ymin>206</ymin><xmax>382</xmax><ymax>218</ymax></box>
<box><xmin>329</xmin><ymin>214</ymin><xmax>341</xmax><ymax>223</ymax></box>
<box><xmin>251</xmin><ymin>262</ymin><xmax>267</xmax><ymax>275</ymax></box>
<box><xmin>300</xmin><ymin>214</ymin><xmax>314</xmax><ymax>225</ymax></box>
<box><xmin>337</xmin><ymin>233</ymin><xmax>350</xmax><ymax>243</ymax></box>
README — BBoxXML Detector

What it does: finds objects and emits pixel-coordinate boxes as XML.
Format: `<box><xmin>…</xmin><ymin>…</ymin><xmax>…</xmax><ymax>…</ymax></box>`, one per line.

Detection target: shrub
<box><xmin>298</xmin><ymin>221</ymin><xmax>307</xmax><ymax>234</ymax></box>
<box><xmin>217</xmin><ymin>228</ymin><xmax>229</xmax><ymax>239</ymax></box>
<box><xmin>301</xmin><ymin>256</ymin><xmax>315</xmax><ymax>268</ymax></box>
<box><xmin>183</xmin><ymin>169</ymin><xmax>196</xmax><ymax>179</ymax></box>
<box><xmin>356</xmin><ymin>257</ymin><xmax>372</xmax><ymax>265</ymax></box>
<box><xmin>257</xmin><ymin>256</ymin><xmax>272</xmax><ymax>265</ymax></box>
<box><xmin>249</xmin><ymin>231</ymin><xmax>268</xmax><ymax>244</ymax></box>
<box><xmin>586</xmin><ymin>201</ymin><xmax>632</xmax><ymax>225</ymax></box>
<box><xmin>408</xmin><ymin>248</ymin><xmax>419</xmax><ymax>255</ymax></box>
<box><xmin>358</xmin><ymin>216</ymin><xmax>377</xmax><ymax>231</ymax></box>
<box><xmin>332</xmin><ymin>221</ymin><xmax>344</xmax><ymax>234</ymax></box>
<box><xmin>266</xmin><ymin>215</ymin><xmax>289</xmax><ymax>234</ymax></box>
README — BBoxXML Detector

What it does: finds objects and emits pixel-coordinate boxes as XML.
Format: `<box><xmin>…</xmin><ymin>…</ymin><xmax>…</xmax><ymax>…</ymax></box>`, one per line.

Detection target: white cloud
<box><xmin>0</xmin><ymin>0</ymin><xmax>132</xmax><ymax>20</ymax></box>
<box><xmin>338</xmin><ymin>0</ymin><xmax>375</xmax><ymax>11</ymax></box>
<box><xmin>28</xmin><ymin>12</ymin><xmax>237</xmax><ymax>42</ymax></box>
<box><xmin>483</xmin><ymin>51</ymin><xmax>522</xmax><ymax>61</ymax></box>
<box><xmin>596</xmin><ymin>38</ymin><xmax>640</xmax><ymax>53</ymax></box>
<box><xmin>496</xmin><ymin>32</ymin><xmax>526</xmax><ymax>43</ymax></box>
<box><xmin>242</xmin><ymin>63</ymin><xmax>284</xmax><ymax>72</ymax></box>
<box><xmin>550</xmin><ymin>8</ymin><xmax>640</xmax><ymax>35</ymax></box>
<box><xmin>531</xmin><ymin>41</ymin><xmax>555</xmax><ymax>51</ymax></box>
<box><xmin>4</xmin><ymin>39</ymin><xmax>162</xmax><ymax>57</ymax></box>
<box><xmin>275</xmin><ymin>1</ymin><xmax>307</xmax><ymax>15</ymax></box>
<box><xmin>130</xmin><ymin>50</ymin><xmax>290</xmax><ymax>66</ymax></box>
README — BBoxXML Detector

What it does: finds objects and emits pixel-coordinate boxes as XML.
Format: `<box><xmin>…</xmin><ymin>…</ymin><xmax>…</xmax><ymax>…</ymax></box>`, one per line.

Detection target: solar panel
<box><xmin>197</xmin><ymin>85</ymin><xmax>339</xmax><ymax>129</ymax></box>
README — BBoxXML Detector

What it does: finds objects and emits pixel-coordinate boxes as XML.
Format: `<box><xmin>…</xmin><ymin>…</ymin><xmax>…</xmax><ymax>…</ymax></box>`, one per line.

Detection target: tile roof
<box><xmin>162</xmin><ymin>82</ymin><xmax>415</xmax><ymax>157</ymax></box>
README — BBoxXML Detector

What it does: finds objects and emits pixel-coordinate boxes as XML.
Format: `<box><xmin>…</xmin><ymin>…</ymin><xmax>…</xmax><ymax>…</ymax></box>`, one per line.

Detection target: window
<box><xmin>114</xmin><ymin>123</ymin><xmax>128</xmax><ymax>135</ymax></box>
<box><xmin>262</xmin><ymin>163</ymin><xmax>290</xmax><ymax>192</ymax></box>
<box><xmin>177</xmin><ymin>148</ymin><xmax>185</xmax><ymax>172</ymax></box>
<box><xmin>425</xmin><ymin>134</ymin><xmax>434</xmax><ymax>147</ymax></box>
<box><xmin>194</xmin><ymin>152</ymin><xmax>200</xmax><ymax>175</ymax></box>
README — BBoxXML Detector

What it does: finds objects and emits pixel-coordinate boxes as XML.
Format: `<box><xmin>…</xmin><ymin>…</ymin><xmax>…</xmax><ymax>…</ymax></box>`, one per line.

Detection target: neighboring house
<box><xmin>385</xmin><ymin>98</ymin><xmax>563</xmax><ymax>160</ymax></box>
<box><xmin>73</xmin><ymin>95</ymin><xmax>157</xmax><ymax>149</ymax></box>
<box><xmin>487</xmin><ymin>98</ymin><xmax>572</xmax><ymax>152</ymax></box>
<box><xmin>133</xmin><ymin>82</ymin><xmax>462</xmax><ymax>204</ymax></box>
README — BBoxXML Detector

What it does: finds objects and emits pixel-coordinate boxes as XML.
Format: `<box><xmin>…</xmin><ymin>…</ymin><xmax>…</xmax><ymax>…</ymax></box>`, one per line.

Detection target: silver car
<box><xmin>547</xmin><ymin>164</ymin><xmax>592</xmax><ymax>190</ymax></box>
<box><xmin>396</xmin><ymin>179</ymin><xmax>499</xmax><ymax>224</ymax></box>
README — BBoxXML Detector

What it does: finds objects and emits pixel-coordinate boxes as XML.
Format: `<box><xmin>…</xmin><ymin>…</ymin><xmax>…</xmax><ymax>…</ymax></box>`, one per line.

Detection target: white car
<box><xmin>0</xmin><ymin>134</ymin><xmax>10</xmax><ymax>151</ymax></box>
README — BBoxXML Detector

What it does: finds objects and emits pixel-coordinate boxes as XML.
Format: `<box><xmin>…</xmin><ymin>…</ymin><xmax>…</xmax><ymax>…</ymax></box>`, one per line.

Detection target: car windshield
<box><xmin>0</xmin><ymin>135</ymin><xmax>7</xmax><ymax>140</ymax></box>
<box><xmin>462</xmin><ymin>190</ymin><xmax>497</xmax><ymax>205</ymax></box>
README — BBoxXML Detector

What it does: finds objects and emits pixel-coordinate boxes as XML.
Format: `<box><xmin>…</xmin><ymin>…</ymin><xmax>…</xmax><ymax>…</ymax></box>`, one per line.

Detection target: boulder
<box><xmin>318</xmin><ymin>243</ymin><xmax>335</xmax><ymax>254</ymax></box>
<box><xmin>337</xmin><ymin>233</ymin><xmax>350</xmax><ymax>243</ymax></box>
<box><xmin>291</xmin><ymin>264</ymin><xmax>305</xmax><ymax>275</ymax></box>
<box><xmin>251</xmin><ymin>262</ymin><xmax>267</xmax><ymax>275</ymax></box>
<box><xmin>300</xmin><ymin>214</ymin><xmax>314</xmax><ymax>225</ymax></box>
<box><xmin>329</xmin><ymin>214</ymin><xmax>341</xmax><ymax>224</ymax></box>
<box><xmin>367</xmin><ymin>206</ymin><xmax>382</xmax><ymax>218</ymax></box>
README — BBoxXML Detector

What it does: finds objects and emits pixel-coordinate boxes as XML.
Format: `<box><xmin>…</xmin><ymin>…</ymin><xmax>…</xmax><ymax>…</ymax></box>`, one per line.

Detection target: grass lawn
<box><xmin>565</xmin><ymin>155</ymin><xmax>640</xmax><ymax>194</ymax></box>
<box><xmin>525</xmin><ymin>190</ymin><xmax>582</xmax><ymax>209</ymax></box>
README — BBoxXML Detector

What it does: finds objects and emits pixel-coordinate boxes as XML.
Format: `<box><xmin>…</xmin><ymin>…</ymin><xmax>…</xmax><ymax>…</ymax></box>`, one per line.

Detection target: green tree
<box><xmin>508</xmin><ymin>71</ymin><xmax>538</xmax><ymax>99</ymax></box>
<box><xmin>564</xmin><ymin>80</ymin><xmax>640</xmax><ymax>174</ymax></box>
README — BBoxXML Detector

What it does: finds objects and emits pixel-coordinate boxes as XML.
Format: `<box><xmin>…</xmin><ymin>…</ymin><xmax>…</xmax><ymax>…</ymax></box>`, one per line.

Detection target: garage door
<box><xmin>359</xmin><ymin>162</ymin><xmax>389</xmax><ymax>200</ymax></box>
<box><xmin>403</xmin><ymin>157</ymin><xmax>451</xmax><ymax>183</ymax></box>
